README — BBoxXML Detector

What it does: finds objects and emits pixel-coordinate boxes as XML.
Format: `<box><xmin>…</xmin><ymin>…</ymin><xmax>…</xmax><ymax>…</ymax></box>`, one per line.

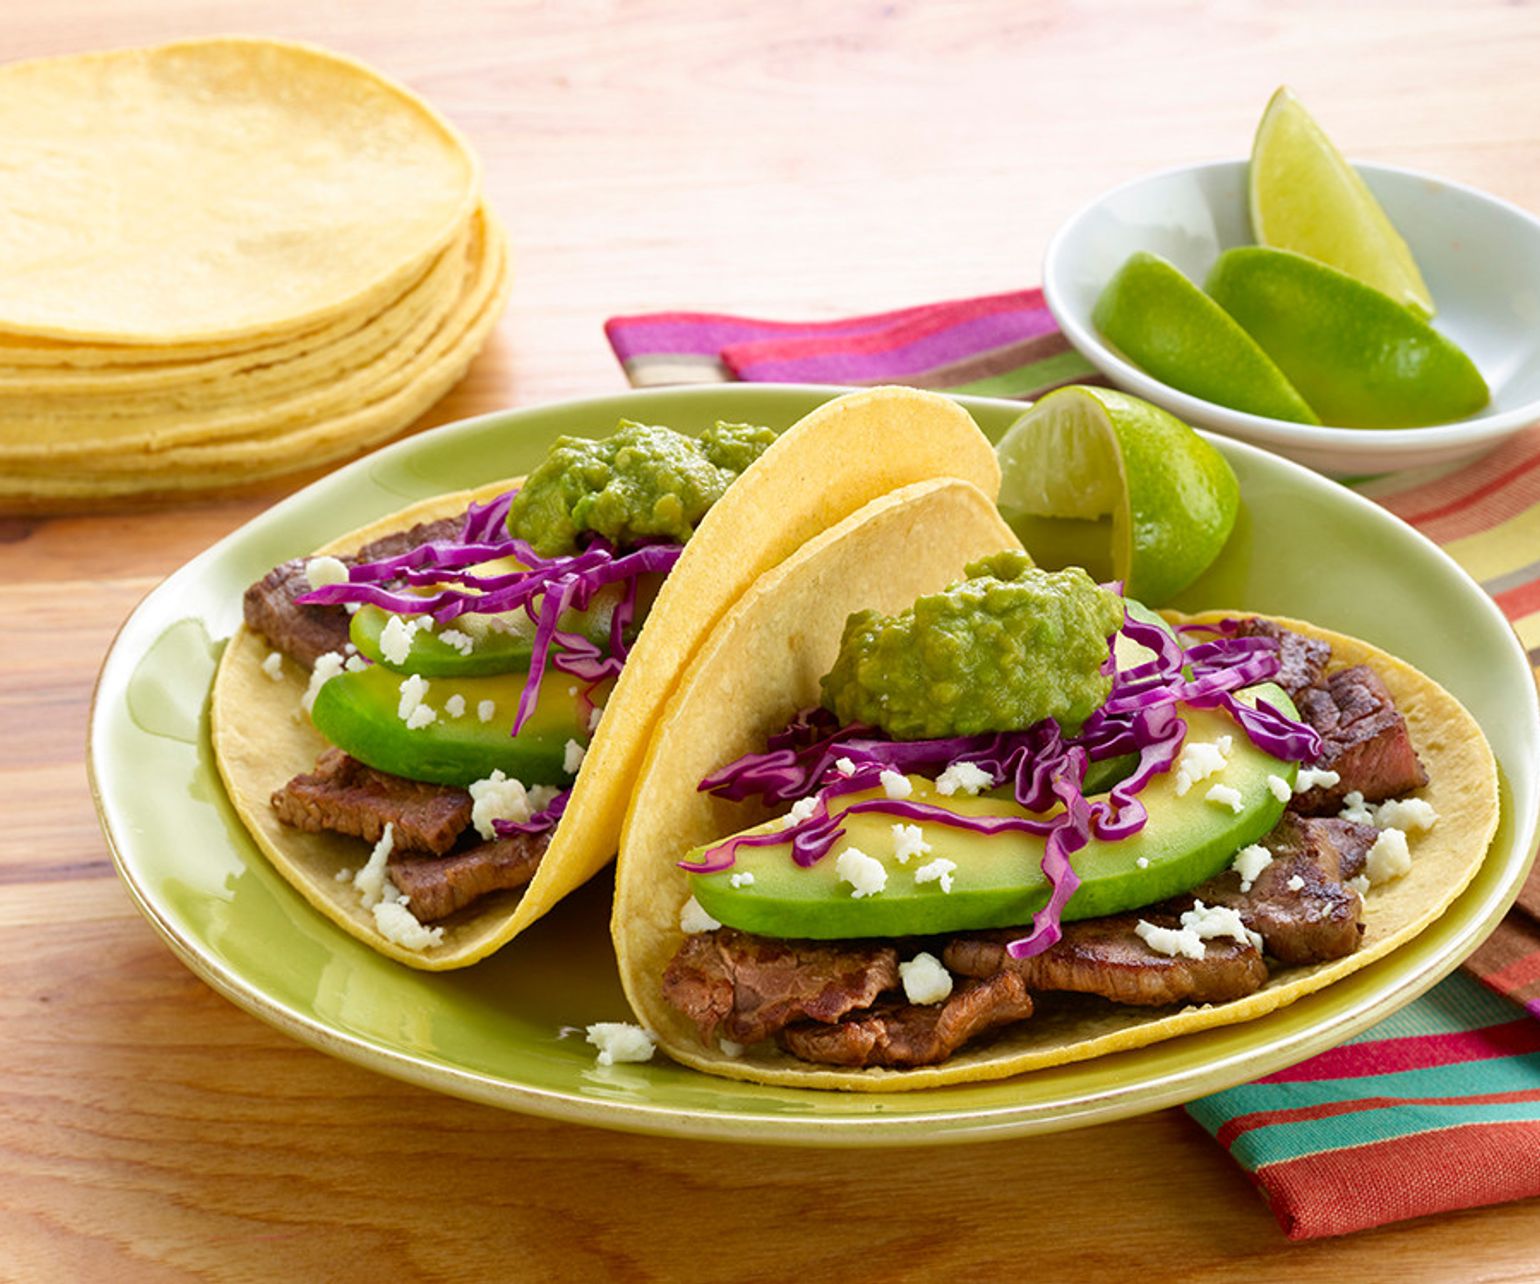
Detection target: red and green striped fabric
<box><xmin>605</xmin><ymin>293</ymin><xmax>1540</xmax><ymax>1237</ymax></box>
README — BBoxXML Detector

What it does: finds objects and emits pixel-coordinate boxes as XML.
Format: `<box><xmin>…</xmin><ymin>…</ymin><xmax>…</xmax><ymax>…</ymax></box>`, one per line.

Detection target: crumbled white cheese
<box><xmin>1348</xmin><ymin>874</ymin><xmax>1371</xmax><ymax>896</ymax></box>
<box><xmin>891</xmin><ymin>823</ymin><xmax>932</xmax><ymax>866</ymax></box>
<box><xmin>344</xmin><ymin>654</ymin><xmax>370</xmax><ymax>673</ymax></box>
<box><xmin>334</xmin><ymin>867</ymin><xmax>353</xmax><ymax>883</ymax></box>
<box><xmin>719</xmin><ymin>1039</ymin><xmax>745</xmax><ymax>1058</ymax></box>
<box><xmin>1287</xmin><ymin>874</ymin><xmax>1306</xmax><ymax>892</ymax></box>
<box><xmin>404</xmin><ymin>703</ymin><xmax>436</xmax><ymax>731</ymax></box>
<box><xmin>936</xmin><ymin>761</ymin><xmax>994</xmax><ymax>797</ymax></box>
<box><xmin>477</xmin><ymin>699</ymin><xmax>497</xmax><ymax>724</ymax></box>
<box><xmin>587</xmin><ymin>704</ymin><xmax>605</xmax><ymax>733</ymax></box>
<box><xmin>1173</xmin><ymin>738</ymin><xmax>1231</xmax><ymax>796</ymax></box>
<box><xmin>780</xmin><ymin>796</ymin><xmax>820</xmax><ymax>830</ymax></box>
<box><xmin>1339</xmin><ymin>789</ymin><xmax>1376</xmax><ymax>826</ymax></box>
<box><xmin>678</xmin><ymin>895</ymin><xmax>721</xmax><ymax>934</ymax></box>
<box><xmin>879</xmin><ymin>769</ymin><xmax>913</xmax><ymax>800</ymax></box>
<box><xmin>1294</xmin><ymin>767</ymin><xmax>1342</xmax><ymax>795</ymax></box>
<box><xmin>586</xmin><ymin>1023</ymin><xmax>656</xmax><ymax>1066</ymax></box>
<box><xmin>468</xmin><ymin>769</ymin><xmax>539</xmax><ymax>840</ymax></box>
<box><xmin>1182</xmin><ymin>899</ymin><xmax>1263</xmax><ymax>952</ymax></box>
<box><xmin>913</xmin><ymin>857</ymin><xmax>957</xmax><ymax>894</ymax></box>
<box><xmin>1205</xmin><ymin>783</ymin><xmax>1244</xmax><ymax>814</ymax></box>
<box><xmin>343</xmin><ymin>642</ymin><xmax>357</xmax><ymax>655</ymax></box>
<box><xmin>397</xmin><ymin>673</ymin><xmax>432</xmax><ymax>723</ymax></box>
<box><xmin>305</xmin><ymin>555</ymin><xmax>349</xmax><ymax>590</ymax></box>
<box><xmin>1135</xmin><ymin>920</ymin><xmax>1205</xmax><ymax>960</ymax></box>
<box><xmin>831</xmin><ymin>756</ymin><xmax>859</xmax><ymax>777</ymax></box>
<box><xmin>302</xmin><ymin>650</ymin><xmax>346</xmax><ymax>715</ymax></box>
<box><xmin>729</xmin><ymin>871</ymin><xmax>755</xmax><ymax>889</ymax></box>
<box><xmin>899</xmin><ymin>952</ymin><xmax>954</xmax><ymax>1005</ymax></box>
<box><xmin>1136</xmin><ymin>856</ymin><xmax>1150</xmax><ymax>870</ymax></box>
<box><xmin>836</xmin><ymin>846</ymin><xmax>887</xmax><ymax>898</ymax></box>
<box><xmin>379</xmin><ymin>614</ymin><xmax>418</xmax><ymax>667</ymax></box>
<box><xmin>1266</xmin><ymin>774</ymin><xmax>1292</xmax><ymax>803</ymax></box>
<box><xmin>1365</xmin><ymin>828</ymin><xmax>1413</xmax><ymax>886</ymax></box>
<box><xmin>444</xmin><ymin>693</ymin><xmax>466</xmax><ymax>719</ymax></box>
<box><xmin>1372</xmin><ymin>797</ymin><xmax>1438</xmax><ymax>833</ymax></box>
<box><xmin>439</xmin><ymin>628</ymin><xmax>475</xmax><ymax>657</ymax></box>
<box><xmin>344</xmin><ymin>602</ymin><xmax>361</xmax><ymax>615</ymax></box>
<box><xmin>563</xmin><ymin>738</ymin><xmax>587</xmax><ymax>774</ymax></box>
<box><xmin>1232</xmin><ymin>843</ymin><xmax>1273</xmax><ymax>893</ymax></box>
<box><xmin>261</xmin><ymin>650</ymin><xmax>285</xmax><ymax>682</ymax></box>
<box><xmin>352</xmin><ymin>822</ymin><xmax>395</xmax><ymax>908</ymax></box>
<box><xmin>372</xmin><ymin>898</ymin><xmax>445</xmax><ymax>951</ymax></box>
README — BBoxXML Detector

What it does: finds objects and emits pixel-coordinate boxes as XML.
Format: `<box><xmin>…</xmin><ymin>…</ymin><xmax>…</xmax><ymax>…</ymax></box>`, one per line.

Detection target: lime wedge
<box><xmin>1206</xmin><ymin>247</ymin><xmax>1489</xmax><ymax>429</ymax></box>
<box><xmin>995</xmin><ymin>385</ymin><xmax>1239</xmax><ymax>605</ymax></box>
<box><xmin>1250</xmin><ymin>86</ymin><xmax>1435</xmax><ymax>319</ymax></box>
<box><xmin>1093</xmin><ymin>251</ymin><xmax>1319</xmax><ymax>424</ymax></box>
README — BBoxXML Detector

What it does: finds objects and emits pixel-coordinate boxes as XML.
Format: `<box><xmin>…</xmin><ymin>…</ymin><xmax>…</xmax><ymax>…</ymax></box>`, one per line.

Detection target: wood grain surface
<box><xmin>4</xmin><ymin>3</ymin><xmax>1539</xmax><ymax>1279</ymax></box>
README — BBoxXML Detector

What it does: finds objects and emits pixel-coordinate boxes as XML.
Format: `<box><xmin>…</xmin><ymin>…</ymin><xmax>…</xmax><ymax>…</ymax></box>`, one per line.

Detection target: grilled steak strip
<box><xmin>270</xmin><ymin>748</ymin><xmax>472</xmax><ymax>855</ymax></box>
<box><xmin>1234</xmin><ymin>617</ymin><xmax>1331</xmax><ymax>698</ymax></box>
<box><xmin>662</xmin><ymin>929</ymin><xmax>900</xmax><ymax>1047</ymax></box>
<box><xmin>777</xmin><ymin>971</ymin><xmax>1034</xmax><ymax>1069</ymax></box>
<box><xmin>387</xmin><ymin>830</ymin><xmax>550</xmax><ymax>921</ymax></box>
<box><xmin>1172</xmin><ymin>814</ymin><xmax>1369</xmax><ymax>966</ymax></box>
<box><xmin>243</xmin><ymin>514</ymin><xmax>466</xmax><ymax>668</ymax></box>
<box><xmin>944</xmin><ymin>914</ymin><xmax>1268</xmax><ymax>1006</ymax></box>
<box><xmin>1293</xmin><ymin>665</ymin><xmax>1428</xmax><ymax>813</ymax></box>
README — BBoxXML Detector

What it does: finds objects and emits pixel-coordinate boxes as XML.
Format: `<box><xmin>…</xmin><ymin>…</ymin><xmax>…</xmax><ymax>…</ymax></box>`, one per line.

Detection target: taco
<box><xmin>612</xmin><ymin>478</ymin><xmax>1500</xmax><ymax>1089</ymax></box>
<box><xmin>211</xmin><ymin>386</ymin><xmax>1004</xmax><ymax>968</ymax></box>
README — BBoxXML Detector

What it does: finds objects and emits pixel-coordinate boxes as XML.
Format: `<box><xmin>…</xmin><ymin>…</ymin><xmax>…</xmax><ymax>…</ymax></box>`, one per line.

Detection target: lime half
<box><xmin>1093</xmin><ymin>251</ymin><xmax>1319</xmax><ymax>424</ymax></box>
<box><xmin>995</xmin><ymin>385</ymin><xmax>1239</xmax><ymax>606</ymax></box>
<box><xmin>1250</xmin><ymin>86</ymin><xmax>1435</xmax><ymax>319</ymax></box>
<box><xmin>1207</xmin><ymin>247</ymin><xmax>1488</xmax><ymax>429</ymax></box>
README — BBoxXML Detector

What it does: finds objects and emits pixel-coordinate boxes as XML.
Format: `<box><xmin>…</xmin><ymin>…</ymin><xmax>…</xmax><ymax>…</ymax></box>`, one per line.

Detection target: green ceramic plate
<box><xmin>91</xmin><ymin>385</ymin><xmax>1540</xmax><ymax>1146</ymax></box>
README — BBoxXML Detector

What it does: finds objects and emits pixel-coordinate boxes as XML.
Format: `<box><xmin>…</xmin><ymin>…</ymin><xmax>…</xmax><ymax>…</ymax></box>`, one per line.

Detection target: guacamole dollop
<box><xmin>505</xmin><ymin>419</ymin><xmax>778</xmax><ymax>556</ymax></box>
<box><xmin>820</xmin><ymin>550</ymin><xmax>1126</xmax><ymax>739</ymax></box>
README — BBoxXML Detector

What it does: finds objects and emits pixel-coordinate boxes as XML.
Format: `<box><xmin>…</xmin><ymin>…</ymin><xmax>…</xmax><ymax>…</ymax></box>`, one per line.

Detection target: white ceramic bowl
<box><xmin>1043</xmin><ymin>160</ymin><xmax>1540</xmax><ymax>475</ymax></box>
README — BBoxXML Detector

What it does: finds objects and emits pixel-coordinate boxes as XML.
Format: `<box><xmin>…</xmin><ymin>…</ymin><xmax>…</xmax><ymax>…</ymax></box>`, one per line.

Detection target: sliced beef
<box><xmin>270</xmin><ymin>747</ymin><xmax>472</xmax><ymax>855</ymax></box>
<box><xmin>1172</xmin><ymin>814</ymin><xmax>1368</xmax><ymax>966</ymax></box>
<box><xmin>777</xmin><ymin>971</ymin><xmax>1034</xmax><ymax>1069</ymax></box>
<box><xmin>1312</xmin><ymin>817</ymin><xmax>1379</xmax><ymax>882</ymax></box>
<box><xmin>1234</xmin><ymin>617</ymin><xmax>1331</xmax><ymax>698</ymax></box>
<box><xmin>1293</xmin><ymin>665</ymin><xmax>1428</xmax><ymax>812</ymax></box>
<box><xmin>388</xmin><ymin>830</ymin><xmax>550</xmax><ymax>922</ymax></box>
<box><xmin>243</xmin><ymin>514</ymin><xmax>465</xmax><ymax>668</ymax></box>
<box><xmin>661</xmin><ymin>929</ymin><xmax>900</xmax><ymax>1047</ymax></box>
<box><xmin>944</xmin><ymin>916</ymin><xmax>1268</xmax><ymax>1006</ymax></box>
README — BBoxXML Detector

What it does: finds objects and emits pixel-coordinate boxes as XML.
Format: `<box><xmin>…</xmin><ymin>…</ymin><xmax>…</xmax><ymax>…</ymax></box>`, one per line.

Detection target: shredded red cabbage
<box><xmin>492</xmin><ymin>787</ymin><xmax>570</xmax><ymax>838</ymax></box>
<box><xmin>296</xmin><ymin>487</ymin><xmax>682</xmax><ymax>734</ymax></box>
<box><xmin>688</xmin><ymin>611</ymin><xmax>1324</xmax><ymax>958</ymax></box>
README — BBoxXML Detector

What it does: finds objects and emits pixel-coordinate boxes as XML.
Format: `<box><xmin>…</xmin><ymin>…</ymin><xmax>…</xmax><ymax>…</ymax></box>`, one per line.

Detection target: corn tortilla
<box><xmin>0</xmin><ymin>38</ymin><xmax>479</xmax><ymax>344</ymax></box>
<box><xmin>0</xmin><ymin>228</ymin><xmax>464</xmax><ymax>399</ymax></box>
<box><xmin>0</xmin><ymin>209</ymin><xmax>508</xmax><ymax>502</ymax></box>
<box><xmin>612</xmin><ymin>508</ymin><xmax>1501</xmax><ymax>1090</ymax></box>
<box><xmin>211</xmin><ymin>388</ymin><xmax>1005</xmax><ymax>967</ymax></box>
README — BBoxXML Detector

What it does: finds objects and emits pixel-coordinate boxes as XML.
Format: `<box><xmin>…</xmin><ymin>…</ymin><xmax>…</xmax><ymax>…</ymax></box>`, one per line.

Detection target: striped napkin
<box><xmin>606</xmin><ymin>293</ymin><xmax>1540</xmax><ymax>1238</ymax></box>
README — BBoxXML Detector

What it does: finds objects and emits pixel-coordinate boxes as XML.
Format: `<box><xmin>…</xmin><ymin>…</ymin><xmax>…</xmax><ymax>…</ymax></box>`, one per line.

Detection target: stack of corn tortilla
<box><xmin>0</xmin><ymin>38</ymin><xmax>510</xmax><ymax>510</ymax></box>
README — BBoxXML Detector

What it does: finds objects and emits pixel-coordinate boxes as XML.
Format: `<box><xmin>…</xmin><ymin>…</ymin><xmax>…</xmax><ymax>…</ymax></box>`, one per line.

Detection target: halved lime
<box><xmin>1206</xmin><ymin>247</ymin><xmax>1489</xmax><ymax>429</ymax></box>
<box><xmin>995</xmin><ymin>385</ymin><xmax>1239</xmax><ymax>605</ymax></box>
<box><xmin>1093</xmin><ymin>251</ymin><xmax>1319</xmax><ymax>424</ymax></box>
<box><xmin>1250</xmin><ymin>86</ymin><xmax>1435</xmax><ymax>319</ymax></box>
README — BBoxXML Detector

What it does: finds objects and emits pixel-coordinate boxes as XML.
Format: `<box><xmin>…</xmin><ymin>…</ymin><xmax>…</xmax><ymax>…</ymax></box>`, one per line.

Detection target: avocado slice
<box><xmin>687</xmin><ymin>687</ymin><xmax>1296</xmax><ymax>939</ymax></box>
<box><xmin>350</xmin><ymin>566</ymin><xmax>665</xmax><ymax>678</ymax></box>
<box><xmin>310</xmin><ymin>664</ymin><xmax>602</xmax><ymax>787</ymax></box>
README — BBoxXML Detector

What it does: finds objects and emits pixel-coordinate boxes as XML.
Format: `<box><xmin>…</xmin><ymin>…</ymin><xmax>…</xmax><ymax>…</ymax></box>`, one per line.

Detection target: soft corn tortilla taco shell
<box><xmin>612</xmin><ymin>519</ymin><xmax>1501</xmax><ymax>1089</ymax></box>
<box><xmin>213</xmin><ymin>387</ymin><xmax>1003</xmax><ymax>968</ymax></box>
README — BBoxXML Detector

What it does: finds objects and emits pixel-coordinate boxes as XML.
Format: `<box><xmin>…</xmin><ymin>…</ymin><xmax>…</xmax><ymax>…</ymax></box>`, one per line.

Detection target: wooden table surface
<box><xmin>6</xmin><ymin>3</ymin><xmax>1539</xmax><ymax>1278</ymax></box>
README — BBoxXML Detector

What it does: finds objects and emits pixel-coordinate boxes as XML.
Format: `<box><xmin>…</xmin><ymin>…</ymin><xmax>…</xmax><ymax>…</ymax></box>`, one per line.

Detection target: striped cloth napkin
<box><xmin>606</xmin><ymin>292</ymin><xmax>1540</xmax><ymax>1238</ymax></box>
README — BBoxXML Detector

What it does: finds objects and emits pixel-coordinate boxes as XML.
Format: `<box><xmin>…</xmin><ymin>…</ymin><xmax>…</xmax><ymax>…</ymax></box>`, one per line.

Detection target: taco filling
<box><xmin>658</xmin><ymin>554</ymin><xmax>1440</xmax><ymax>1070</ymax></box>
<box><xmin>242</xmin><ymin>419</ymin><xmax>777</xmax><ymax>947</ymax></box>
